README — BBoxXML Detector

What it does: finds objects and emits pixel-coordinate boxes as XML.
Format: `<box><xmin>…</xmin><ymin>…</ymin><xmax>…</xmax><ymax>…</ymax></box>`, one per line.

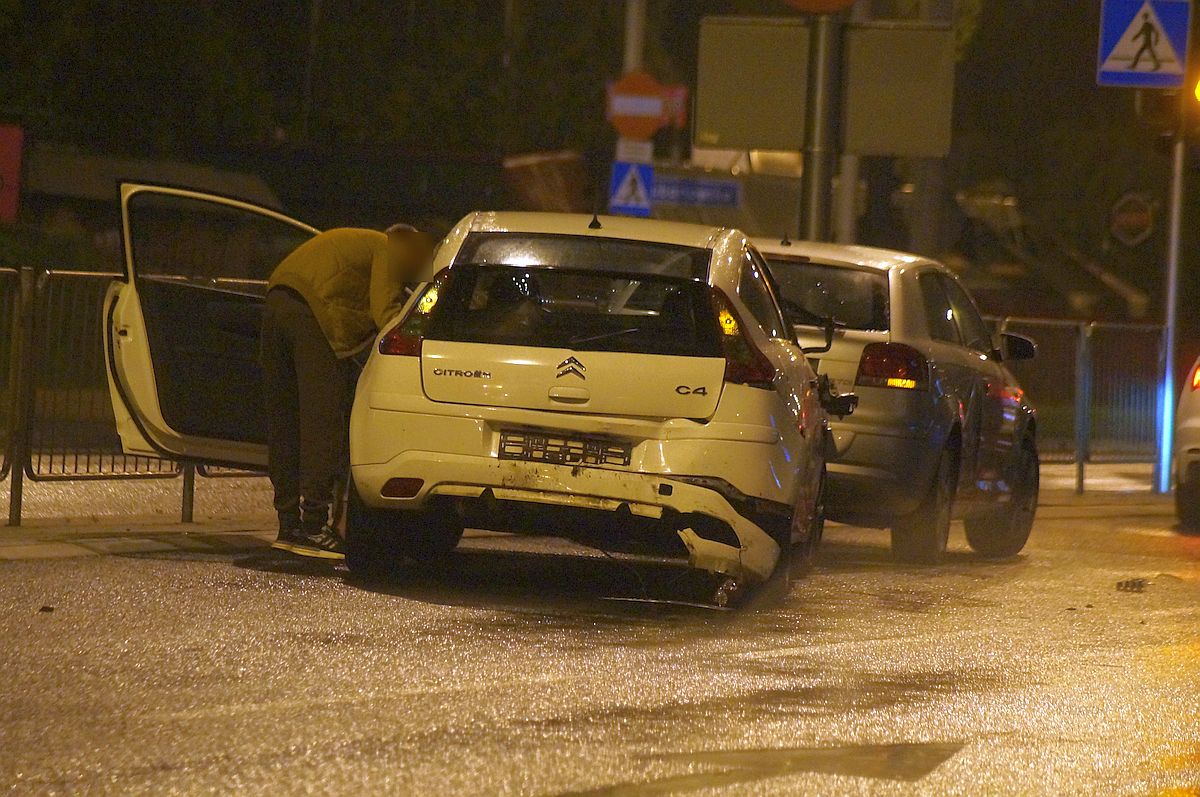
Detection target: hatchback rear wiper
<box><xmin>570</xmin><ymin>327</ymin><xmax>641</xmax><ymax>346</ymax></box>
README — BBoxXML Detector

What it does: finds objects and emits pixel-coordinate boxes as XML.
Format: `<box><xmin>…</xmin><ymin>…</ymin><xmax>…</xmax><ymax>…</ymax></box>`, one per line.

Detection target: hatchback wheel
<box><xmin>1176</xmin><ymin>472</ymin><xmax>1200</xmax><ymax>534</ymax></box>
<box><xmin>345</xmin><ymin>486</ymin><xmax>404</xmax><ymax>578</ymax></box>
<box><xmin>891</xmin><ymin>448</ymin><xmax>955</xmax><ymax>563</ymax></box>
<box><xmin>965</xmin><ymin>437</ymin><xmax>1038</xmax><ymax>558</ymax></box>
<box><xmin>395</xmin><ymin>501</ymin><xmax>465</xmax><ymax>560</ymax></box>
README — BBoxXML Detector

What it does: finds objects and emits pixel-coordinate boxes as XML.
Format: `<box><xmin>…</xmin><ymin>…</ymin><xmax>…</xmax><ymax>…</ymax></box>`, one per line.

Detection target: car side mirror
<box><xmin>998</xmin><ymin>332</ymin><xmax>1037</xmax><ymax>361</ymax></box>
<box><xmin>818</xmin><ymin>373</ymin><xmax>858</xmax><ymax>418</ymax></box>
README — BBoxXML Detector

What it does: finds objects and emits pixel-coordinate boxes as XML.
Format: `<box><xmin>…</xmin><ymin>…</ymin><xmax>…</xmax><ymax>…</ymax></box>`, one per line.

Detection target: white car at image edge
<box><xmin>1174</xmin><ymin>354</ymin><xmax>1200</xmax><ymax>531</ymax></box>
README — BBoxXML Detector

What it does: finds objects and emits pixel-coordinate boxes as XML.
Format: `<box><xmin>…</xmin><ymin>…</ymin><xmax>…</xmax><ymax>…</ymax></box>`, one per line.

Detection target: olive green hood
<box><xmin>267</xmin><ymin>227</ymin><xmax>432</xmax><ymax>358</ymax></box>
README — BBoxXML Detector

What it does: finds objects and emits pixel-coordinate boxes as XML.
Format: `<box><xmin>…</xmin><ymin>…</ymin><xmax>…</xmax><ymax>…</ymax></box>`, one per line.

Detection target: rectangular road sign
<box><xmin>1098</xmin><ymin>0</ymin><xmax>1192</xmax><ymax>88</ymax></box>
<box><xmin>652</xmin><ymin>175</ymin><xmax>741</xmax><ymax>209</ymax></box>
<box><xmin>609</xmin><ymin>161</ymin><xmax>653</xmax><ymax>218</ymax></box>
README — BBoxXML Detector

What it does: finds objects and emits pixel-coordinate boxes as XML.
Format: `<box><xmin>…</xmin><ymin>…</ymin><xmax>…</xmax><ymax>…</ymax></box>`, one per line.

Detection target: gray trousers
<box><xmin>260</xmin><ymin>288</ymin><xmax>355</xmax><ymax>532</ymax></box>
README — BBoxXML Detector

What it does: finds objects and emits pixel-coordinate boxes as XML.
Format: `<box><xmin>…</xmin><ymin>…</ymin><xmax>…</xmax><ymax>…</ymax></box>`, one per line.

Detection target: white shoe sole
<box><xmin>288</xmin><ymin>544</ymin><xmax>345</xmax><ymax>560</ymax></box>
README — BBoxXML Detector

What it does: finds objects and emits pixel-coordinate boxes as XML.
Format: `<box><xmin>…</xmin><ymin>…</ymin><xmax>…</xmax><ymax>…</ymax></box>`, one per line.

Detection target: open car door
<box><xmin>104</xmin><ymin>182</ymin><xmax>318</xmax><ymax>469</ymax></box>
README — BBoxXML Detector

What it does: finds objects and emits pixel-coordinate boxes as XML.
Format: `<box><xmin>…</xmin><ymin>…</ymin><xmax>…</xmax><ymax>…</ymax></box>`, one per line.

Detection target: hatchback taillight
<box><xmin>709</xmin><ymin>288</ymin><xmax>777</xmax><ymax>389</ymax></box>
<box><xmin>378</xmin><ymin>271</ymin><xmax>447</xmax><ymax>356</ymax></box>
<box><xmin>856</xmin><ymin>342</ymin><xmax>929</xmax><ymax>390</ymax></box>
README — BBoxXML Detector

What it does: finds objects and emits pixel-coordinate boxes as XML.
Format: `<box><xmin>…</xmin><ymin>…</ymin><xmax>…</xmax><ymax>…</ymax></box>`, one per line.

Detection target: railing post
<box><xmin>6</xmin><ymin>269</ymin><xmax>37</xmax><ymax>527</ymax></box>
<box><xmin>1074</xmin><ymin>322</ymin><xmax>1093</xmax><ymax>495</ymax></box>
<box><xmin>181</xmin><ymin>464</ymin><xmax>195</xmax><ymax>523</ymax></box>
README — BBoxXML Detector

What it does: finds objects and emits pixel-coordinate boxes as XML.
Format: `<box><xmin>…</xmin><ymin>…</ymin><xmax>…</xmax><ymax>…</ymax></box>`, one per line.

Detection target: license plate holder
<box><xmin>498</xmin><ymin>430</ymin><xmax>632</xmax><ymax>467</ymax></box>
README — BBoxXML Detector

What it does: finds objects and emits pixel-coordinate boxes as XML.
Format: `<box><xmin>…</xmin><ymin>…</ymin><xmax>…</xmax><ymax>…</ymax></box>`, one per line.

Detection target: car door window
<box><xmin>127</xmin><ymin>191</ymin><xmax>313</xmax><ymax>292</ymax></box>
<box><xmin>939</xmin><ymin>274</ymin><xmax>994</xmax><ymax>354</ymax></box>
<box><xmin>918</xmin><ymin>272</ymin><xmax>960</xmax><ymax>344</ymax></box>
<box><xmin>738</xmin><ymin>249</ymin><xmax>788</xmax><ymax>339</ymax></box>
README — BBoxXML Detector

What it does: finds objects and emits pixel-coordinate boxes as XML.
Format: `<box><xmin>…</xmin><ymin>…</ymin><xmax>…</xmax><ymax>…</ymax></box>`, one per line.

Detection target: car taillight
<box><xmin>1192</xmin><ymin>364</ymin><xmax>1200</xmax><ymax>391</ymax></box>
<box><xmin>856</xmin><ymin>342</ymin><xmax>929</xmax><ymax>390</ymax></box>
<box><xmin>709</xmin><ymin>287</ymin><xmax>777</xmax><ymax>389</ymax></box>
<box><xmin>378</xmin><ymin>271</ymin><xmax>447</xmax><ymax>356</ymax></box>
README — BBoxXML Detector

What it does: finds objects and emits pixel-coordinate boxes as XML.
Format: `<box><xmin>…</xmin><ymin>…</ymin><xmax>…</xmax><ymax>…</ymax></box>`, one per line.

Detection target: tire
<box><xmin>345</xmin><ymin>486</ymin><xmax>403</xmax><ymax>578</ymax></box>
<box><xmin>791</xmin><ymin>464</ymin><xmax>827</xmax><ymax>573</ymax></box>
<box><xmin>1176</xmin><ymin>474</ymin><xmax>1200</xmax><ymax>533</ymax></box>
<box><xmin>891</xmin><ymin>448</ymin><xmax>955</xmax><ymax>564</ymax></box>
<box><xmin>759</xmin><ymin>466</ymin><xmax>826</xmax><ymax>605</ymax></box>
<box><xmin>965</xmin><ymin>437</ymin><xmax>1039</xmax><ymax>558</ymax></box>
<box><xmin>395</xmin><ymin>502</ymin><xmax>465</xmax><ymax>561</ymax></box>
<box><xmin>345</xmin><ymin>489</ymin><xmax>465</xmax><ymax>578</ymax></box>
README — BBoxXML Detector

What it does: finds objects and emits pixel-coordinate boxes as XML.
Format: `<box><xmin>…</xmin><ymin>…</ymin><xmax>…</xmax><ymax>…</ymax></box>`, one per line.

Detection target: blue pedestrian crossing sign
<box><xmin>609</xmin><ymin>161</ymin><xmax>653</xmax><ymax>218</ymax></box>
<box><xmin>1098</xmin><ymin>0</ymin><xmax>1191</xmax><ymax>88</ymax></box>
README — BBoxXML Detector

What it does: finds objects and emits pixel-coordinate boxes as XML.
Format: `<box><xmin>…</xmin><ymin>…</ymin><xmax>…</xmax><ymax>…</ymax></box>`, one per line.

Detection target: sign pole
<box><xmin>800</xmin><ymin>12</ymin><xmax>842</xmax><ymax>241</ymax></box>
<box><xmin>1155</xmin><ymin>109</ymin><xmax>1187</xmax><ymax>493</ymax></box>
<box><xmin>1095</xmin><ymin>0</ymin><xmax>1192</xmax><ymax>492</ymax></box>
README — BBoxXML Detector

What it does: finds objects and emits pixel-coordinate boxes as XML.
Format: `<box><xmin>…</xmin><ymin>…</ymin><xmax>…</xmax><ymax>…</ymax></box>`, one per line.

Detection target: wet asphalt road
<box><xmin>0</xmin><ymin>486</ymin><xmax>1198</xmax><ymax>795</ymax></box>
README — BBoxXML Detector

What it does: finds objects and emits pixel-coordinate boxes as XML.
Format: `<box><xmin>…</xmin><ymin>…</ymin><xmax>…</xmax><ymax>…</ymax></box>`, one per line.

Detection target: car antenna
<box><xmin>589</xmin><ymin>182</ymin><xmax>603</xmax><ymax>229</ymax></box>
<box><xmin>780</xmin><ymin>232</ymin><xmax>792</xmax><ymax>246</ymax></box>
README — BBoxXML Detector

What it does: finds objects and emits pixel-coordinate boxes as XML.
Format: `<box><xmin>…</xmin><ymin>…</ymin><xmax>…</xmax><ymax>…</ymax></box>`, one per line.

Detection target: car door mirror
<box><xmin>817</xmin><ymin>373</ymin><xmax>857</xmax><ymax>418</ymax></box>
<box><xmin>999</xmin><ymin>332</ymin><xmax>1037</xmax><ymax>361</ymax></box>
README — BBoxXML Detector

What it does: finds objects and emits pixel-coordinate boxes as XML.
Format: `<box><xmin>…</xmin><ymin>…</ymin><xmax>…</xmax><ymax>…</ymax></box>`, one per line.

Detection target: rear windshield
<box><xmin>765</xmin><ymin>259</ymin><xmax>890</xmax><ymax>331</ymax></box>
<box><xmin>454</xmin><ymin>232</ymin><xmax>711</xmax><ymax>280</ymax></box>
<box><xmin>425</xmin><ymin>264</ymin><xmax>723</xmax><ymax>357</ymax></box>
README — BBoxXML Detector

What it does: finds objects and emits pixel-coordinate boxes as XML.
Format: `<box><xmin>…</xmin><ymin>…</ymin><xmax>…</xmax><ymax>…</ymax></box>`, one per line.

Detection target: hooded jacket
<box><xmin>267</xmin><ymin>227</ymin><xmax>431</xmax><ymax>358</ymax></box>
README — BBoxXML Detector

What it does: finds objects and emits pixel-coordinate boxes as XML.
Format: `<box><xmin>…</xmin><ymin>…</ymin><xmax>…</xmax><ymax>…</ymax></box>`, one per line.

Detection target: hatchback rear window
<box><xmin>765</xmin><ymin>259</ymin><xmax>890</xmax><ymax>331</ymax></box>
<box><xmin>425</xmin><ymin>264</ymin><xmax>723</xmax><ymax>357</ymax></box>
<box><xmin>454</xmin><ymin>232</ymin><xmax>711</xmax><ymax>280</ymax></box>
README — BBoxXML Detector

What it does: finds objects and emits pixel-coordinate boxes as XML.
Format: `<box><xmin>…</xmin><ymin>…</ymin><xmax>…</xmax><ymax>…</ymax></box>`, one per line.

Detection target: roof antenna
<box><xmin>590</xmin><ymin>178</ymin><xmax>604</xmax><ymax>229</ymax></box>
<box><xmin>780</xmin><ymin>231</ymin><xmax>792</xmax><ymax>246</ymax></box>
<box><xmin>588</xmin><ymin>181</ymin><xmax>603</xmax><ymax>229</ymax></box>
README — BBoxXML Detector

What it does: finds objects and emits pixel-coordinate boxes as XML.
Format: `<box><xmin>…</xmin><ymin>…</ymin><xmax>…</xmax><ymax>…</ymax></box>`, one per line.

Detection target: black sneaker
<box><xmin>289</xmin><ymin>526</ymin><xmax>346</xmax><ymax>560</ymax></box>
<box><xmin>271</xmin><ymin>527</ymin><xmax>304</xmax><ymax>553</ymax></box>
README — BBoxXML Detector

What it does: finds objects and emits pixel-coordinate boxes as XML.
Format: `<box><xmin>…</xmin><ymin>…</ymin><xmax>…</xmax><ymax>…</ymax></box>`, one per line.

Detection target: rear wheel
<box><xmin>759</xmin><ymin>466</ymin><xmax>825</xmax><ymax>604</ymax></box>
<box><xmin>396</xmin><ymin>501</ymin><xmax>465</xmax><ymax>560</ymax></box>
<box><xmin>891</xmin><ymin>448</ymin><xmax>955</xmax><ymax>564</ymax></box>
<box><xmin>345</xmin><ymin>489</ymin><xmax>466</xmax><ymax>578</ymax></box>
<box><xmin>1175</xmin><ymin>470</ymin><xmax>1200</xmax><ymax>533</ymax></box>
<box><xmin>345</xmin><ymin>486</ymin><xmax>402</xmax><ymax>578</ymax></box>
<box><xmin>965</xmin><ymin>436</ymin><xmax>1039</xmax><ymax>558</ymax></box>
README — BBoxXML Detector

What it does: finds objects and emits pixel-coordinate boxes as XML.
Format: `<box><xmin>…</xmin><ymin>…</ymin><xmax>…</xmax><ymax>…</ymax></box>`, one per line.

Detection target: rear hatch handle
<box><xmin>548</xmin><ymin>386</ymin><xmax>590</xmax><ymax>405</ymax></box>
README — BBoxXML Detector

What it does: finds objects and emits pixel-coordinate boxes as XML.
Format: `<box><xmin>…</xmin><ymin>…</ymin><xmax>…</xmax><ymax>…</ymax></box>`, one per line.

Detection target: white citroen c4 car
<box><xmin>102</xmin><ymin>183</ymin><xmax>851</xmax><ymax>602</ymax></box>
<box><xmin>345</xmin><ymin>212</ymin><xmax>856</xmax><ymax>597</ymax></box>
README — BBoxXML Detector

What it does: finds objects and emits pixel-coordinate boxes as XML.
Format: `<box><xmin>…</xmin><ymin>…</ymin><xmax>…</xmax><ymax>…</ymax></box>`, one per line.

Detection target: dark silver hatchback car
<box><xmin>755</xmin><ymin>238</ymin><xmax>1039</xmax><ymax>562</ymax></box>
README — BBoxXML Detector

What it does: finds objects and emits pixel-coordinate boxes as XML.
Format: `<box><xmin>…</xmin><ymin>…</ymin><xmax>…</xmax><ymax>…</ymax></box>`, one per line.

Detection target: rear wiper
<box><xmin>570</xmin><ymin>328</ymin><xmax>642</xmax><ymax>346</ymax></box>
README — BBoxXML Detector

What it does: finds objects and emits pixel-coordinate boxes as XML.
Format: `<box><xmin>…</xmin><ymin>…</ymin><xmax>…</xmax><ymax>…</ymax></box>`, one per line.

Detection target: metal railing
<box><xmin>0</xmin><ymin>270</ymin><xmax>1169</xmax><ymax>524</ymax></box>
<box><xmin>25</xmin><ymin>271</ymin><xmax>179</xmax><ymax>480</ymax></box>
<box><xmin>0</xmin><ymin>268</ymin><xmax>19</xmax><ymax>481</ymax></box>
<box><xmin>3</xmin><ymin>267</ymin><xmax>242</xmax><ymax>526</ymax></box>
<box><xmin>993</xmin><ymin>316</ymin><xmax>1164</xmax><ymax>492</ymax></box>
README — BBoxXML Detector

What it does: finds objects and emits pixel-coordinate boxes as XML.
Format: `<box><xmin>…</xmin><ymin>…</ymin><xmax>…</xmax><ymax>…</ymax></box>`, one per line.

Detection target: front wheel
<box><xmin>891</xmin><ymin>448</ymin><xmax>955</xmax><ymax>563</ymax></box>
<box><xmin>964</xmin><ymin>437</ymin><xmax>1039</xmax><ymax>558</ymax></box>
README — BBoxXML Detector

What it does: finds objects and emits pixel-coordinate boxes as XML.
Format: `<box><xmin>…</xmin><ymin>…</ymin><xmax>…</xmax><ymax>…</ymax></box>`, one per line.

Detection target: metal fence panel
<box><xmin>994</xmin><ymin>318</ymin><xmax>1079</xmax><ymax>462</ymax></box>
<box><xmin>0</xmin><ymin>268</ymin><xmax>18</xmax><ymax>480</ymax></box>
<box><xmin>25</xmin><ymin>270</ymin><xmax>178</xmax><ymax>480</ymax></box>
<box><xmin>993</xmin><ymin>317</ymin><xmax>1161</xmax><ymax>464</ymax></box>
<box><xmin>1088</xmin><ymin>324</ymin><xmax>1161</xmax><ymax>461</ymax></box>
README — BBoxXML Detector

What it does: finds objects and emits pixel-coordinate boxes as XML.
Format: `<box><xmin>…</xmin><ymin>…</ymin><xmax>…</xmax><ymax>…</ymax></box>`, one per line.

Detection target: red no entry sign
<box><xmin>607</xmin><ymin>71</ymin><xmax>688</xmax><ymax>141</ymax></box>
